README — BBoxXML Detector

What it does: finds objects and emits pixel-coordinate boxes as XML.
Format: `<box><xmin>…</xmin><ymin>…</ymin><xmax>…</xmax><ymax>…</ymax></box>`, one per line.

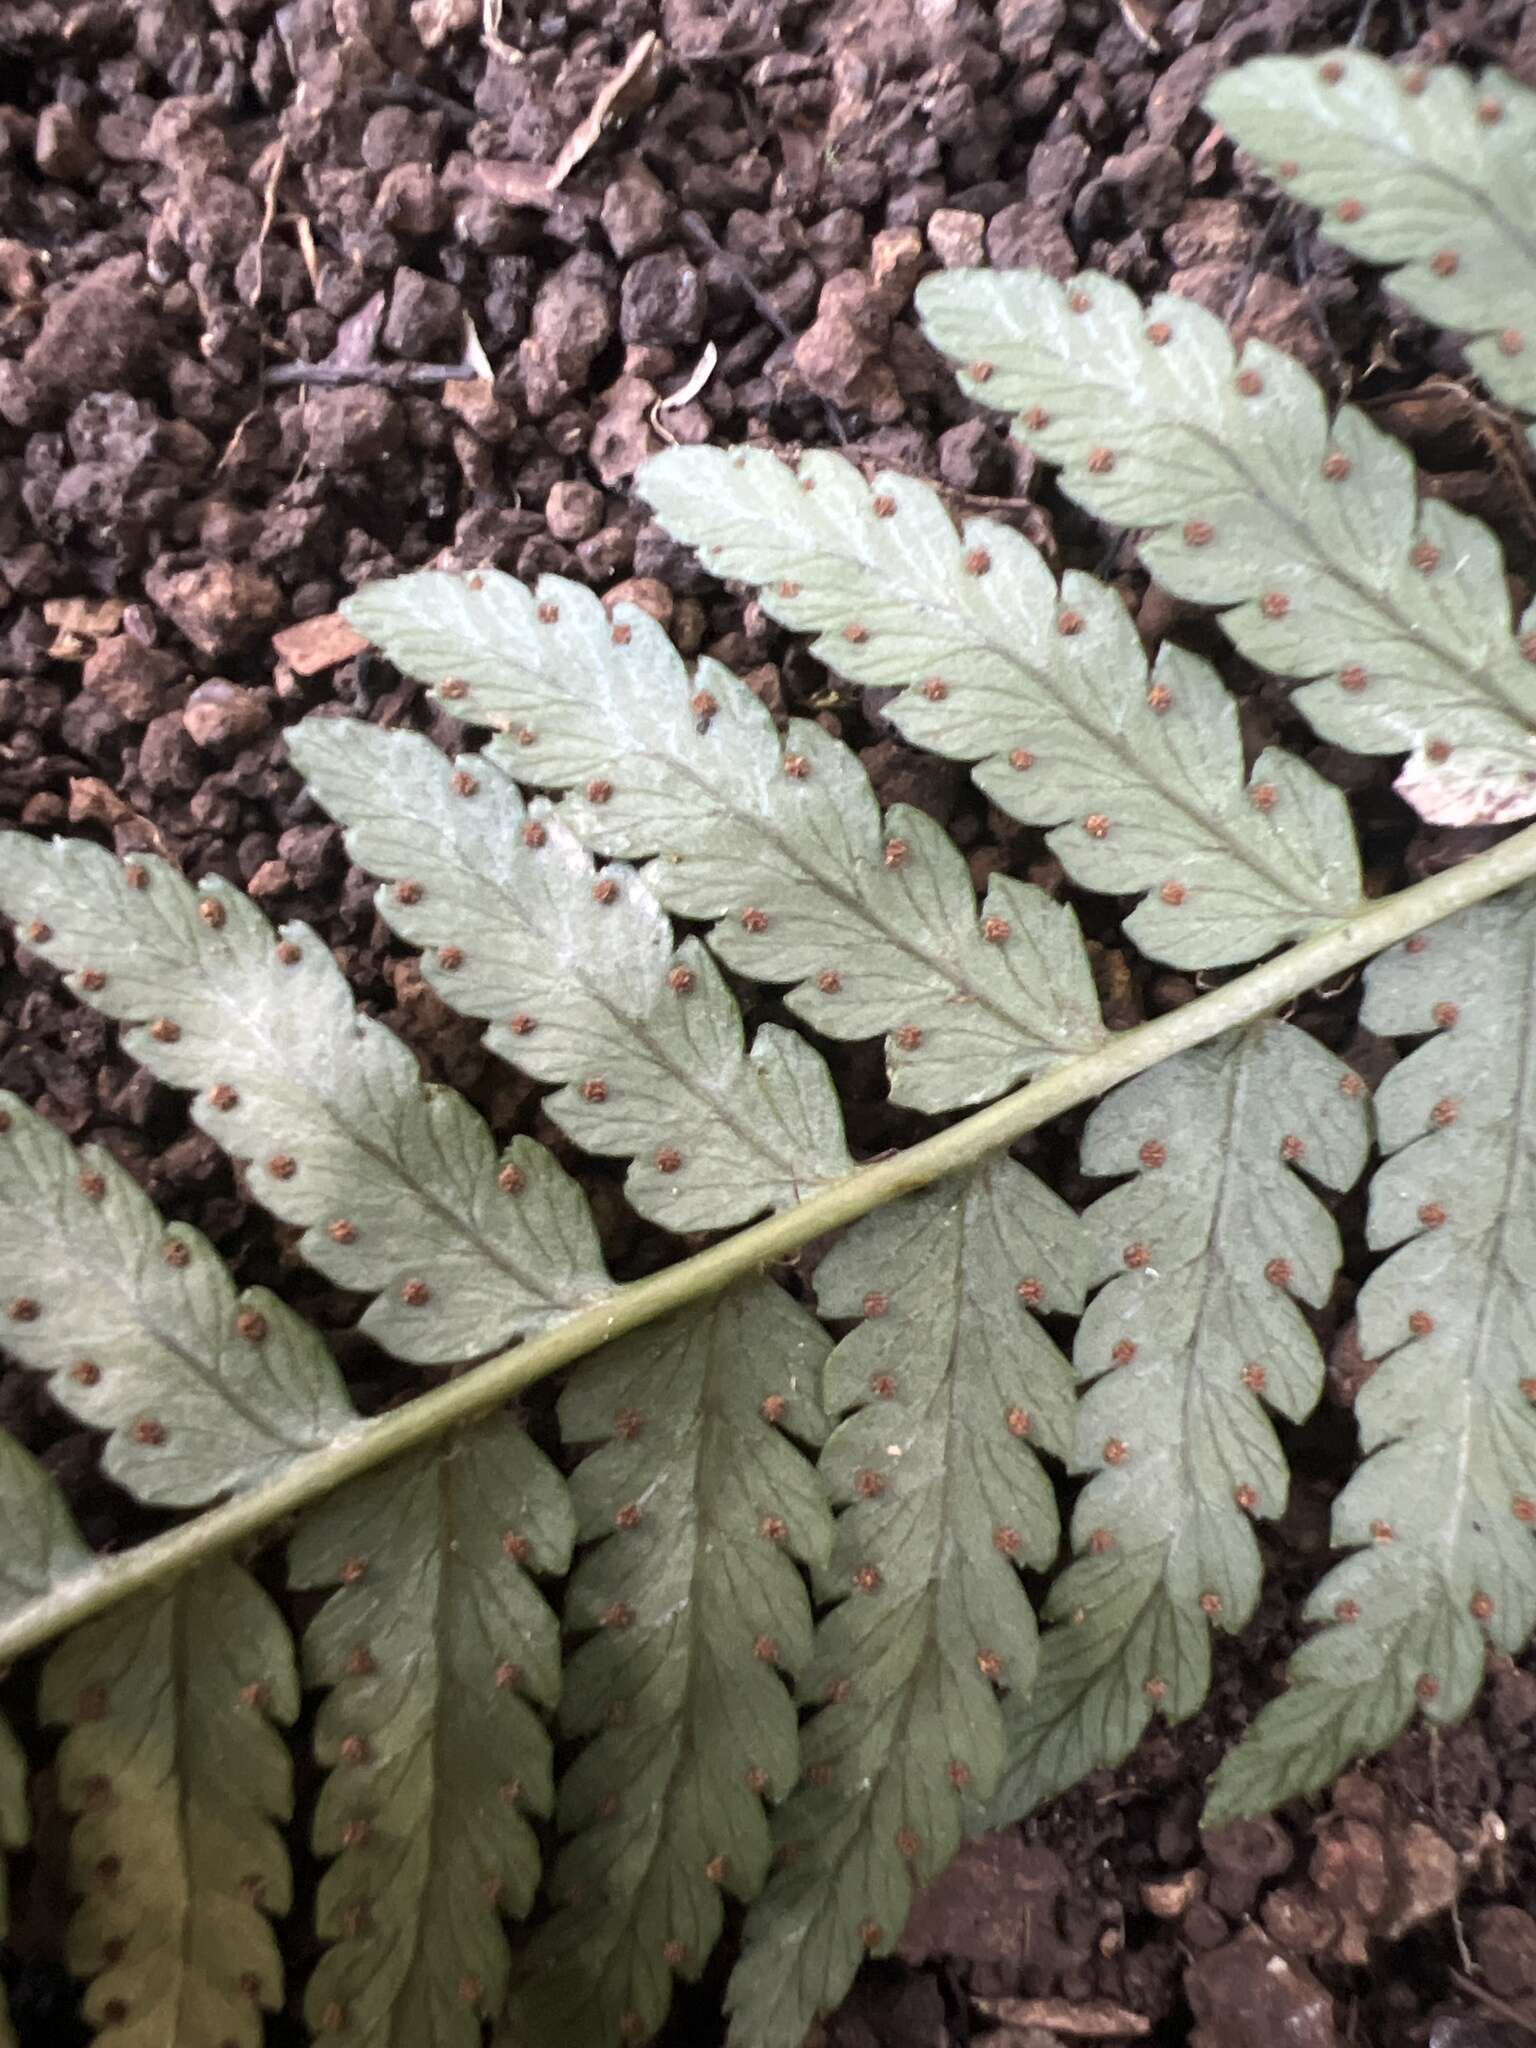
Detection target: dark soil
<box><xmin>4</xmin><ymin>0</ymin><xmax>1536</xmax><ymax>2043</ymax></box>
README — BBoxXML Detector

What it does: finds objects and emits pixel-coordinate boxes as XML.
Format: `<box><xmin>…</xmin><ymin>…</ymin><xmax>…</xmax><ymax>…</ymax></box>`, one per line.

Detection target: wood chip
<box><xmin>271</xmin><ymin>613</ymin><xmax>370</xmax><ymax>675</ymax></box>
<box><xmin>974</xmin><ymin>1997</ymin><xmax>1152</xmax><ymax>2039</ymax></box>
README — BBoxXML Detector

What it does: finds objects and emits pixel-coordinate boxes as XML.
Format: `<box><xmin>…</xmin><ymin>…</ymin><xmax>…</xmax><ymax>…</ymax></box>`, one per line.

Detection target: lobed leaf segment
<box><xmin>1207</xmin><ymin>50</ymin><xmax>1536</xmax><ymax>440</ymax></box>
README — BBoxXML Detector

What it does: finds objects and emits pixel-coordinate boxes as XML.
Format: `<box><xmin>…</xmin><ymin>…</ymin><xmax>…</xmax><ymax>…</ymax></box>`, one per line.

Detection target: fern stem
<box><xmin>7</xmin><ymin>819</ymin><xmax>1536</xmax><ymax>1664</ymax></box>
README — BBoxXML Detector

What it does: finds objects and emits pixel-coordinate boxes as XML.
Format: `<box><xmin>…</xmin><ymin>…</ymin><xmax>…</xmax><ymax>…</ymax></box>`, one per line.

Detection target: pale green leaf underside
<box><xmin>1208</xmin><ymin>52</ymin><xmax>1536</xmax><ymax>433</ymax></box>
<box><xmin>0</xmin><ymin>837</ymin><xmax>609</xmax><ymax>1364</ymax></box>
<box><xmin>918</xmin><ymin>268</ymin><xmax>1536</xmax><ymax>817</ymax></box>
<box><xmin>343</xmin><ymin>572</ymin><xmax>1104</xmax><ymax>1112</ymax></box>
<box><xmin>507</xmin><ymin>1283</ymin><xmax>833</xmax><ymax>2048</ymax></box>
<box><xmin>289</xmin><ymin>720</ymin><xmax>854</xmax><ymax>1231</ymax></box>
<box><xmin>0</xmin><ymin>1091</ymin><xmax>354</xmax><ymax>1506</ymax></box>
<box><xmin>0</xmin><ymin>1427</ymin><xmax>93</xmax><ymax>1613</ymax></box>
<box><xmin>41</xmin><ymin>1560</ymin><xmax>298</xmax><ymax>2048</ymax></box>
<box><xmin>290</xmin><ymin>1414</ymin><xmax>574</xmax><ymax>2046</ymax></box>
<box><xmin>726</xmin><ymin>1158</ymin><xmax>1088</xmax><ymax>2048</ymax></box>
<box><xmin>0</xmin><ymin>1439</ymin><xmax>91</xmax><ymax>2048</ymax></box>
<box><xmin>1208</xmin><ymin>889</ymin><xmax>1536</xmax><ymax>1821</ymax></box>
<box><xmin>641</xmin><ymin>445</ymin><xmax>1363</xmax><ymax>970</ymax></box>
<box><xmin>990</xmin><ymin>1022</ymin><xmax>1368</xmax><ymax>1827</ymax></box>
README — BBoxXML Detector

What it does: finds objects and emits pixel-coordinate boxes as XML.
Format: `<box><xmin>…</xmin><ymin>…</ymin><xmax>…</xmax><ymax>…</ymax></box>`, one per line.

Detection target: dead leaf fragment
<box><xmin>652</xmin><ymin>341</ymin><xmax>717</xmax><ymax>442</ymax></box>
<box><xmin>547</xmin><ymin>32</ymin><xmax>662</xmax><ymax>190</ymax></box>
<box><xmin>271</xmin><ymin>613</ymin><xmax>370</xmax><ymax>676</ymax></box>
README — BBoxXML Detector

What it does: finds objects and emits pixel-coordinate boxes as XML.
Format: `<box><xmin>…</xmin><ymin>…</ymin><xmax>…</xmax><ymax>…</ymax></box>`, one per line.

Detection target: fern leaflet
<box><xmin>507</xmin><ymin>1282</ymin><xmax>832</xmax><ymax>2048</ymax></box>
<box><xmin>288</xmin><ymin>719</ymin><xmax>853</xmax><ymax>1229</ymax></box>
<box><xmin>1208</xmin><ymin>51</ymin><xmax>1536</xmax><ymax>435</ymax></box>
<box><xmin>41</xmin><ymin>1560</ymin><xmax>297</xmax><ymax>2048</ymax></box>
<box><xmin>641</xmin><ymin>445</ymin><xmax>1363</xmax><ymax>969</ymax></box>
<box><xmin>0</xmin><ymin>1091</ymin><xmax>354</xmax><ymax>1504</ymax></box>
<box><xmin>290</xmin><ymin>1416</ymin><xmax>575</xmax><ymax>2043</ymax></box>
<box><xmin>1207</xmin><ymin>890</ymin><xmax>1536</xmax><ymax>1819</ymax></box>
<box><xmin>918</xmin><ymin>266</ymin><xmax>1536</xmax><ymax>822</ymax></box>
<box><xmin>724</xmin><ymin>1158</ymin><xmax>1087</xmax><ymax>2048</ymax></box>
<box><xmin>0</xmin><ymin>839</ymin><xmax>610</xmax><ymax>1364</ymax></box>
<box><xmin>343</xmin><ymin>573</ymin><xmax>1104</xmax><ymax>1113</ymax></box>
<box><xmin>987</xmin><ymin>1024</ymin><xmax>1367</xmax><ymax>1826</ymax></box>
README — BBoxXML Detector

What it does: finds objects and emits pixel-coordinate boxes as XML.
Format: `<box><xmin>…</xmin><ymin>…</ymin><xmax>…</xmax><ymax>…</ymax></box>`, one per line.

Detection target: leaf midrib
<box><xmin>785</xmin><ymin>511</ymin><xmax>1349</xmax><ymax>923</ymax></box>
<box><xmin>456</xmin><ymin>850</ymin><xmax>821</xmax><ymax>1201</ymax></box>
<box><xmin>523</xmin><ymin>724</ymin><xmax>1097</xmax><ymax>1063</ymax></box>
<box><xmin>195</xmin><ymin>942</ymin><xmax>580</xmax><ymax>1313</ymax></box>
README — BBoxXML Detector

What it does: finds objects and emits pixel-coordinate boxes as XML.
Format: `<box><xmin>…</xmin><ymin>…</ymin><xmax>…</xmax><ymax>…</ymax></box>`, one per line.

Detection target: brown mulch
<box><xmin>5</xmin><ymin>0</ymin><xmax>1536</xmax><ymax>2042</ymax></box>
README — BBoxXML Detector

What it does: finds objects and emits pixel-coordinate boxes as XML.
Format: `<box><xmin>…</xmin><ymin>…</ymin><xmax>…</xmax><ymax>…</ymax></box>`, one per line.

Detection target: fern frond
<box><xmin>1207</xmin><ymin>889</ymin><xmax>1536</xmax><ymax>1820</ymax></box>
<box><xmin>918</xmin><ymin>269</ymin><xmax>1536</xmax><ymax>821</ymax></box>
<box><xmin>506</xmin><ymin>1281</ymin><xmax>833</xmax><ymax>2048</ymax></box>
<box><xmin>343</xmin><ymin>574</ymin><xmax>1104</xmax><ymax>1112</ymax></box>
<box><xmin>288</xmin><ymin>721</ymin><xmax>853</xmax><ymax>1229</ymax></box>
<box><xmin>641</xmin><ymin>446</ymin><xmax>1363</xmax><ymax>970</ymax></box>
<box><xmin>0</xmin><ymin>1091</ymin><xmax>354</xmax><ymax>1504</ymax></box>
<box><xmin>288</xmin><ymin>1414</ymin><xmax>574</xmax><ymax>2044</ymax></box>
<box><xmin>723</xmin><ymin>1158</ymin><xmax>1087</xmax><ymax>2048</ymax></box>
<box><xmin>1207</xmin><ymin>52</ymin><xmax>1536</xmax><ymax>436</ymax></box>
<box><xmin>0</xmin><ymin>839</ymin><xmax>609</xmax><ymax>1363</ymax></box>
<box><xmin>40</xmin><ymin>1560</ymin><xmax>297</xmax><ymax>2047</ymax></box>
<box><xmin>987</xmin><ymin>1024</ymin><xmax>1368</xmax><ymax>1827</ymax></box>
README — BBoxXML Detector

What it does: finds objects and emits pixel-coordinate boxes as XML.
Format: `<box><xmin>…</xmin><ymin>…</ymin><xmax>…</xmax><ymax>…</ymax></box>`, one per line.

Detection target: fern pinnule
<box><xmin>988</xmin><ymin>1024</ymin><xmax>1368</xmax><ymax>1828</ymax></box>
<box><xmin>291</xmin><ymin>1418</ymin><xmax>574</xmax><ymax>2045</ymax></box>
<box><xmin>1207</xmin><ymin>50</ymin><xmax>1536</xmax><ymax>438</ymax></box>
<box><xmin>0</xmin><ymin>1090</ymin><xmax>353</xmax><ymax>1504</ymax></box>
<box><xmin>1207</xmin><ymin>888</ymin><xmax>1536</xmax><ymax>1821</ymax></box>
<box><xmin>343</xmin><ymin>573</ymin><xmax>1105</xmax><ymax>1113</ymax></box>
<box><xmin>0</xmin><ymin>1439</ymin><xmax>97</xmax><ymax>2044</ymax></box>
<box><xmin>508</xmin><ymin>1283</ymin><xmax>832</xmax><ymax>2048</ymax></box>
<box><xmin>723</xmin><ymin>1158</ymin><xmax>1087</xmax><ymax>2048</ymax></box>
<box><xmin>640</xmin><ymin>446</ymin><xmax>1364</xmax><ymax>970</ymax></box>
<box><xmin>0</xmin><ymin>838</ymin><xmax>610</xmax><ymax>1364</ymax></box>
<box><xmin>288</xmin><ymin>719</ymin><xmax>854</xmax><ymax>1231</ymax></box>
<box><xmin>42</xmin><ymin>1559</ymin><xmax>298</xmax><ymax>2048</ymax></box>
<box><xmin>917</xmin><ymin>266</ymin><xmax>1536</xmax><ymax>824</ymax></box>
